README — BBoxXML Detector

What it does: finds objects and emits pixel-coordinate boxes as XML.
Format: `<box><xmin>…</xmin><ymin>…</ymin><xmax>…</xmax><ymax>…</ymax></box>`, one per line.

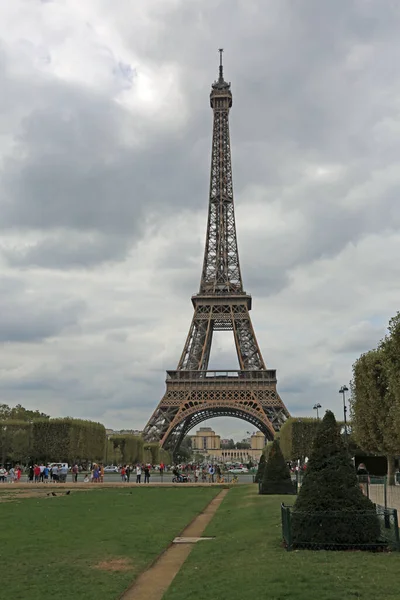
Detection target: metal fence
<box><xmin>281</xmin><ymin>503</ymin><xmax>400</xmax><ymax>552</ymax></box>
<box><xmin>359</xmin><ymin>475</ymin><xmax>400</xmax><ymax>512</ymax></box>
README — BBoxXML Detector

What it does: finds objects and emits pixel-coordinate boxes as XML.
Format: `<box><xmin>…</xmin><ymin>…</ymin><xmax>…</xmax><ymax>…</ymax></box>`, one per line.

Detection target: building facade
<box><xmin>190</xmin><ymin>428</ymin><xmax>266</xmax><ymax>463</ymax></box>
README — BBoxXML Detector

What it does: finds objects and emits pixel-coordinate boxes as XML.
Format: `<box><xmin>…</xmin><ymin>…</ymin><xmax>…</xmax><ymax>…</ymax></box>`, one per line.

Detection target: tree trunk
<box><xmin>387</xmin><ymin>454</ymin><xmax>396</xmax><ymax>486</ymax></box>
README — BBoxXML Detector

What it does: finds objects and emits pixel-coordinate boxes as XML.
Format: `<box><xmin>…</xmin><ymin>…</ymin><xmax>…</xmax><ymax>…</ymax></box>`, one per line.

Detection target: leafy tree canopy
<box><xmin>0</xmin><ymin>403</ymin><xmax>49</xmax><ymax>422</ymax></box>
<box><xmin>350</xmin><ymin>313</ymin><xmax>400</xmax><ymax>483</ymax></box>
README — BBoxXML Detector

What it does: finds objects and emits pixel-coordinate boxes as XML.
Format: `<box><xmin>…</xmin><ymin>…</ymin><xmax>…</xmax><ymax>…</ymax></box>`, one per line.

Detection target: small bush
<box><xmin>260</xmin><ymin>439</ymin><xmax>294</xmax><ymax>495</ymax></box>
<box><xmin>292</xmin><ymin>411</ymin><xmax>380</xmax><ymax>546</ymax></box>
<box><xmin>255</xmin><ymin>453</ymin><xmax>266</xmax><ymax>483</ymax></box>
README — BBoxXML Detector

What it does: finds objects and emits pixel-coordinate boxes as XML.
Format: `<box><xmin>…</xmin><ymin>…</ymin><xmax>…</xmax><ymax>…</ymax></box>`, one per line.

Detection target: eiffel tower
<box><xmin>143</xmin><ymin>51</ymin><xmax>290</xmax><ymax>451</ymax></box>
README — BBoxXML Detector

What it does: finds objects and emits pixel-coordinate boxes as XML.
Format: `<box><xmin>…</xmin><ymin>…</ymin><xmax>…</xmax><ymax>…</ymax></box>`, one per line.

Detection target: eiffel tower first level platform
<box><xmin>143</xmin><ymin>51</ymin><xmax>290</xmax><ymax>452</ymax></box>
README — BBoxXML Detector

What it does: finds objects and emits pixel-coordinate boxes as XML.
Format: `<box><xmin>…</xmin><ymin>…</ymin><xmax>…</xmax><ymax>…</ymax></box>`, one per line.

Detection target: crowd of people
<box><xmin>0</xmin><ymin>465</ymin><xmax>22</xmax><ymax>483</ymax></box>
<box><xmin>0</xmin><ymin>461</ymin><xmax>238</xmax><ymax>484</ymax></box>
<box><xmin>116</xmin><ymin>464</ymin><xmax>152</xmax><ymax>483</ymax></box>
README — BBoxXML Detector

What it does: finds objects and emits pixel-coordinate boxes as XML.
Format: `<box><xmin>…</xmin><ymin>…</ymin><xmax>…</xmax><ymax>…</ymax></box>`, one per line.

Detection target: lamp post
<box><xmin>313</xmin><ymin>403</ymin><xmax>321</xmax><ymax>419</ymax></box>
<box><xmin>339</xmin><ymin>385</ymin><xmax>349</xmax><ymax>445</ymax></box>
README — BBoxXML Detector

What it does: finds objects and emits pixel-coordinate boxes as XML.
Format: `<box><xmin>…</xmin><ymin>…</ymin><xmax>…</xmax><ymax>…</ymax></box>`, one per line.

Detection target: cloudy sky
<box><xmin>1</xmin><ymin>0</ymin><xmax>399</xmax><ymax>441</ymax></box>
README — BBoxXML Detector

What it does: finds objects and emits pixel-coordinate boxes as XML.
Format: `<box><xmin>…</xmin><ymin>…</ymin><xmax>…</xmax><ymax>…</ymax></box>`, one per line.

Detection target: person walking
<box><xmin>93</xmin><ymin>464</ymin><xmax>100</xmax><ymax>483</ymax></box>
<box><xmin>0</xmin><ymin>466</ymin><xmax>6</xmax><ymax>483</ymax></box>
<box><xmin>52</xmin><ymin>464</ymin><xmax>59</xmax><ymax>482</ymax></box>
<box><xmin>72</xmin><ymin>464</ymin><xmax>79</xmax><ymax>483</ymax></box>
<box><xmin>194</xmin><ymin>466</ymin><xmax>200</xmax><ymax>483</ymax></box>
<box><xmin>136</xmin><ymin>464</ymin><xmax>142</xmax><ymax>484</ymax></box>
<box><xmin>121</xmin><ymin>465</ymin><xmax>126</xmax><ymax>482</ymax></box>
<box><xmin>9</xmin><ymin>466</ymin><xmax>15</xmax><ymax>483</ymax></box>
<box><xmin>126</xmin><ymin>465</ymin><xmax>131</xmax><ymax>483</ymax></box>
<box><xmin>144</xmin><ymin>464</ymin><xmax>150</xmax><ymax>484</ymax></box>
<box><xmin>208</xmin><ymin>464</ymin><xmax>215</xmax><ymax>483</ymax></box>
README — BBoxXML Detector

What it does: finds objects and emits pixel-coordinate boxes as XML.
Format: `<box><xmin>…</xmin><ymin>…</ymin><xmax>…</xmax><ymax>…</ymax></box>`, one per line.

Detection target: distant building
<box><xmin>106</xmin><ymin>429</ymin><xmax>142</xmax><ymax>438</ymax></box>
<box><xmin>191</xmin><ymin>427</ymin><xmax>221</xmax><ymax>451</ymax></box>
<box><xmin>190</xmin><ymin>428</ymin><xmax>266</xmax><ymax>463</ymax></box>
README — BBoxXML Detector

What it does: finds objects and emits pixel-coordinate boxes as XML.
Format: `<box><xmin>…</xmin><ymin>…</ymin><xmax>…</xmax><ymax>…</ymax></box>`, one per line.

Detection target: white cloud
<box><xmin>0</xmin><ymin>0</ymin><xmax>399</xmax><ymax>441</ymax></box>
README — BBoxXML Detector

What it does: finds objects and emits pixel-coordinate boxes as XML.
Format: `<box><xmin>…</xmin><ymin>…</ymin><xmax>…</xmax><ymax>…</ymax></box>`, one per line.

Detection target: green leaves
<box><xmin>32</xmin><ymin>419</ymin><xmax>106</xmax><ymax>463</ymax></box>
<box><xmin>260</xmin><ymin>439</ymin><xmax>293</xmax><ymax>495</ymax></box>
<box><xmin>351</xmin><ymin>311</ymin><xmax>400</xmax><ymax>457</ymax></box>
<box><xmin>279</xmin><ymin>418</ymin><xmax>321</xmax><ymax>460</ymax></box>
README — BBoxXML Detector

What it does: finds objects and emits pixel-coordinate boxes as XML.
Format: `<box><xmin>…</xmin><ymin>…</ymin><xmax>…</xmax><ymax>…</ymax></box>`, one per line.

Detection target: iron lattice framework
<box><xmin>143</xmin><ymin>52</ymin><xmax>290</xmax><ymax>451</ymax></box>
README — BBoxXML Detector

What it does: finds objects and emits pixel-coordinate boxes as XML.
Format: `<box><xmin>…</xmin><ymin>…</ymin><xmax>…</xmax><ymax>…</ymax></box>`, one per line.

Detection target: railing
<box><xmin>358</xmin><ymin>475</ymin><xmax>400</xmax><ymax>512</ymax></box>
<box><xmin>281</xmin><ymin>504</ymin><xmax>293</xmax><ymax>551</ymax></box>
<box><xmin>166</xmin><ymin>369</ymin><xmax>277</xmax><ymax>381</ymax></box>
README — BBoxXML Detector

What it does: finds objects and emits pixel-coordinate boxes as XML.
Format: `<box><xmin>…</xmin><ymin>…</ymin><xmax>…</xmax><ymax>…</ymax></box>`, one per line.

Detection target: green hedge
<box><xmin>279</xmin><ymin>418</ymin><xmax>320</xmax><ymax>461</ymax></box>
<box><xmin>109</xmin><ymin>435</ymin><xmax>144</xmax><ymax>464</ymax></box>
<box><xmin>32</xmin><ymin>418</ymin><xmax>106</xmax><ymax>463</ymax></box>
<box><xmin>0</xmin><ymin>420</ymin><xmax>32</xmax><ymax>464</ymax></box>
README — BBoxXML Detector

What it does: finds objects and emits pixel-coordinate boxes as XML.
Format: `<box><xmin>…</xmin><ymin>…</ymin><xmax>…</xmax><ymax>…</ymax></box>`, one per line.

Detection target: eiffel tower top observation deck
<box><xmin>142</xmin><ymin>52</ymin><xmax>290</xmax><ymax>450</ymax></box>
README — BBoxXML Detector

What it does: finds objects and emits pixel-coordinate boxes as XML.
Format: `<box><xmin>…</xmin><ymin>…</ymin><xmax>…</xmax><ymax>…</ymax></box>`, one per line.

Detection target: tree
<box><xmin>9</xmin><ymin>404</ymin><xmax>50</xmax><ymax>422</ymax></box>
<box><xmin>292</xmin><ymin>411</ymin><xmax>380</xmax><ymax>547</ymax></box>
<box><xmin>260</xmin><ymin>439</ymin><xmax>293</xmax><ymax>494</ymax></box>
<box><xmin>279</xmin><ymin>418</ymin><xmax>320</xmax><ymax>461</ymax></box>
<box><xmin>351</xmin><ymin>346</ymin><xmax>400</xmax><ymax>484</ymax></box>
<box><xmin>254</xmin><ymin>453</ymin><xmax>266</xmax><ymax>483</ymax></box>
<box><xmin>0</xmin><ymin>403</ymin><xmax>49</xmax><ymax>422</ymax></box>
<box><xmin>221</xmin><ymin>439</ymin><xmax>235</xmax><ymax>450</ymax></box>
<box><xmin>0</xmin><ymin>421</ymin><xmax>32</xmax><ymax>465</ymax></box>
<box><xmin>144</xmin><ymin>442</ymin><xmax>160</xmax><ymax>465</ymax></box>
<box><xmin>110</xmin><ymin>435</ymin><xmax>144</xmax><ymax>464</ymax></box>
<box><xmin>173</xmin><ymin>436</ymin><xmax>193</xmax><ymax>463</ymax></box>
<box><xmin>236</xmin><ymin>442</ymin><xmax>251</xmax><ymax>449</ymax></box>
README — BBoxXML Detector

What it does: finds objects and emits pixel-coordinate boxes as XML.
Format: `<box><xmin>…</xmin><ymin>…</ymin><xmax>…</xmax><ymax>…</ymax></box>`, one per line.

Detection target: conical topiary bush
<box><xmin>260</xmin><ymin>439</ymin><xmax>294</xmax><ymax>494</ymax></box>
<box><xmin>292</xmin><ymin>410</ymin><xmax>380</xmax><ymax>547</ymax></box>
<box><xmin>255</xmin><ymin>453</ymin><xmax>266</xmax><ymax>483</ymax></box>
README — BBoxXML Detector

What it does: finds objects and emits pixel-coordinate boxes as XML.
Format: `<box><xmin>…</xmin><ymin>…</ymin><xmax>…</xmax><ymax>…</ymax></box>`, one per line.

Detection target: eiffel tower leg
<box><xmin>231</xmin><ymin>305</ymin><xmax>266</xmax><ymax>370</ymax></box>
<box><xmin>177</xmin><ymin>306</ymin><xmax>213</xmax><ymax>371</ymax></box>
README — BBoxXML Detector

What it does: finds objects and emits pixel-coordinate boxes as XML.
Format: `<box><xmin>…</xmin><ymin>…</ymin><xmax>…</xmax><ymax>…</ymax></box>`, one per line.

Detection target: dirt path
<box><xmin>121</xmin><ymin>488</ymin><xmax>229</xmax><ymax>600</ymax></box>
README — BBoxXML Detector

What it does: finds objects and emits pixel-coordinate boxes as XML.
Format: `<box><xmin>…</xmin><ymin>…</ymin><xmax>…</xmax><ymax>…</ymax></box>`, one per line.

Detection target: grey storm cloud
<box><xmin>0</xmin><ymin>278</ymin><xmax>85</xmax><ymax>342</ymax></box>
<box><xmin>3</xmin><ymin>231</ymin><xmax>130</xmax><ymax>269</ymax></box>
<box><xmin>0</xmin><ymin>0</ymin><xmax>399</xmax><ymax>437</ymax></box>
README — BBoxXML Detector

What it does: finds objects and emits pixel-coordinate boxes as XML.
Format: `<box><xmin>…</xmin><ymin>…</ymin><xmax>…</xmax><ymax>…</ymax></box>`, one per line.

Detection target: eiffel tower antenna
<box><xmin>218</xmin><ymin>48</ymin><xmax>224</xmax><ymax>80</ymax></box>
<box><xmin>143</xmin><ymin>55</ymin><xmax>290</xmax><ymax>451</ymax></box>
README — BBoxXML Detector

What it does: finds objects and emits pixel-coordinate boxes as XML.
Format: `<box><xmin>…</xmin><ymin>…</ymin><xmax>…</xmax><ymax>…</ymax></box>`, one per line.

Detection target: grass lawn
<box><xmin>164</xmin><ymin>485</ymin><xmax>400</xmax><ymax>600</ymax></box>
<box><xmin>0</xmin><ymin>486</ymin><xmax>219</xmax><ymax>600</ymax></box>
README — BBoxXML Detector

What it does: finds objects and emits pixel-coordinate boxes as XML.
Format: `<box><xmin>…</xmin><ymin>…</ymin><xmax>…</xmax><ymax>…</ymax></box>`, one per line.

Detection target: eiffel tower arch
<box><xmin>143</xmin><ymin>51</ymin><xmax>290</xmax><ymax>452</ymax></box>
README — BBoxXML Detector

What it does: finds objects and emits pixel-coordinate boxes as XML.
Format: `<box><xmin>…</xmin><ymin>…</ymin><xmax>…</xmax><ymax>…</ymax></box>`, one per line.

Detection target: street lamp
<box><xmin>313</xmin><ymin>403</ymin><xmax>321</xmax><ymax>419</ymax></box>
<box><xmin>339</xmin><ymin>385</ymin><xmax>349</xmax><ymax>444</ymax></box>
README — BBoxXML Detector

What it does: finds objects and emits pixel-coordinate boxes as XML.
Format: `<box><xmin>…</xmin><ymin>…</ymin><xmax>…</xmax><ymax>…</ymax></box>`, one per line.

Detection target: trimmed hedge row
<box><xmin>279</xmin><ymin>418</ymin><xmax>320</xmax><ymax>461</ymax></box>
<box><xmin>33</xmin><ymin>418</ymin><xmax>106</xmax><ymax>463</ymax></box>
<box><xmin>279</xmin><ymin>417</ymin><xmax>350</xmax><ymax>461</ymax></box>
<box><xmin>1</xmin><ymin>419</ymin><xmax>172</xmax><ymax>466</ymax></box>
<box><xmin>0</xmin><ymin>418</ymin><xmax>105</xmax><ymax>463</ymax></box>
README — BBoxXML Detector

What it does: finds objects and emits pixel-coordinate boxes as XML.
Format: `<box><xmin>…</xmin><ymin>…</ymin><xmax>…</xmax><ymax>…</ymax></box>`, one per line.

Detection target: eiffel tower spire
<box><xmin>143</xmin><ymin>53</ymin><xmax>290</xmax><ymax>451</ymax></box>
<box><xmin>200</xmin><ymin>48</ymin><xmax>241</xmax><ymax>295</ymax></box>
